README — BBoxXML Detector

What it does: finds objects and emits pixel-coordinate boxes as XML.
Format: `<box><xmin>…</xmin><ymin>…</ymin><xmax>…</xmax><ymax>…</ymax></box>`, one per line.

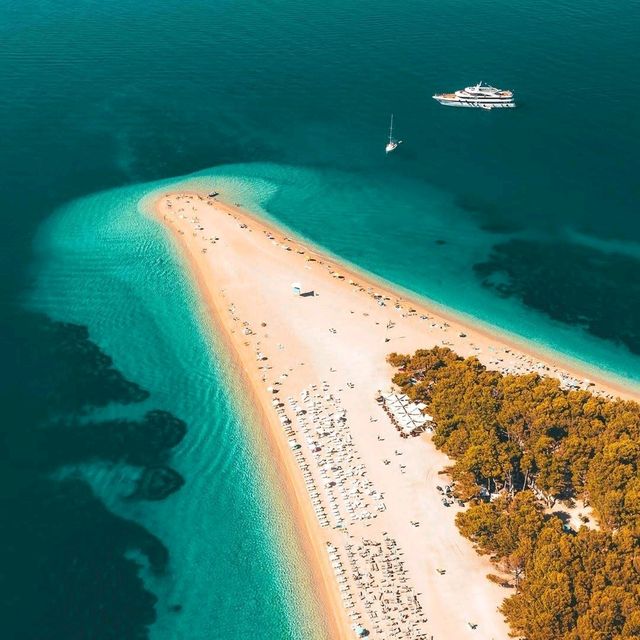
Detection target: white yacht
<box><xmin>433</xmin><ymin>82</ymin><xmax>515</xmax><ymax>109</ymax></box>
<box><xmin>385</xmin><ymin>114</ymin><xmax>402</xmax><ymax>153</ymax></box>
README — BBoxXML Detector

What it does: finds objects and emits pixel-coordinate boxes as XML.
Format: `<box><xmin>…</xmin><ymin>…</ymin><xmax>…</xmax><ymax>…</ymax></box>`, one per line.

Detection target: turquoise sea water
<box><xmin>29</xmin><ymin>181</ymin><xmax>325</xmax><ymax>639</ymax></box>
<box><xmin>2</xmin><ymin>0</ymin><xmax>640</xmax><ymax>637</ymax></box>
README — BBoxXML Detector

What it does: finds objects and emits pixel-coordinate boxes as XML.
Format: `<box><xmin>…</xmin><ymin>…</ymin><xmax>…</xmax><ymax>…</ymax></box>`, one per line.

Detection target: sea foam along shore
<box><xmin>147</xmin><ymin>189</ymin><xmax>639</xmax><ymax>640</ymax></box>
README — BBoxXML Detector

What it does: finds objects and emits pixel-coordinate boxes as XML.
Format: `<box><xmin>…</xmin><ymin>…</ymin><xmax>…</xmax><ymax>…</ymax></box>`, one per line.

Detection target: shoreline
<box><xmin>150</xmin><ymin>188</ymin><xmax>638</xmax><ymax>402</ymax></box>
<box><xmin>149</xmin><ymin>197</ymin><xmax>351</xmax><ymax>639</ymax></box>
<box><xmin>146</xmin><ymin>189</ymin><xmax>639</xmax><ymax>640</ymax></box>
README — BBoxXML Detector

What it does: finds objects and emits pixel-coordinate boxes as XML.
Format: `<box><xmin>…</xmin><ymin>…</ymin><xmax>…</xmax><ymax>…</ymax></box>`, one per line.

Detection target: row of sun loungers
<box><xmin>267</xmin><ymin>373</ymin><xmax>432</xmax><ymax>638</ymax></box>
<box><xmin>274</xmin><ymin>380</ymin><xmax>383</xmax><ymax>529</ymax></box>
<box><xmin>326</xmin><ymin>536</ymin><xmax>431</xmax><ymax>639</ymax></box>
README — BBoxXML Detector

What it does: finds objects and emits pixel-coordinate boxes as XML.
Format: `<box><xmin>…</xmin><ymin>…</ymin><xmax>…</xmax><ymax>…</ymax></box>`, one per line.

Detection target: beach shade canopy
<box><xmin>354</xmin><ymin>625</ymin><xmax>368</xmax><ymax>637</ymax></box>
<box><xmin>291</xmin><ymin>282</ymin><xmax>302</xmax><ymax>295</ymax></box>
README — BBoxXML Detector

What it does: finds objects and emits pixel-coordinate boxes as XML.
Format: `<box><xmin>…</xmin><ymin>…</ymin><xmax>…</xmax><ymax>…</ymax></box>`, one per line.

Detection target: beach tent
<box><xmin>291</xmin><ymin>282</ymin><xmax>302</xmax><ymax>295</ymax></box>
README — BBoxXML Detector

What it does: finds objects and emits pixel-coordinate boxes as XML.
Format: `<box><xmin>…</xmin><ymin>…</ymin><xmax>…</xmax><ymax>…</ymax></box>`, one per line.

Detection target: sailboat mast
<box><xmin>389</xmin><ymin>114</ymin><xmax>394</xmax><ymax>142</ymax></box>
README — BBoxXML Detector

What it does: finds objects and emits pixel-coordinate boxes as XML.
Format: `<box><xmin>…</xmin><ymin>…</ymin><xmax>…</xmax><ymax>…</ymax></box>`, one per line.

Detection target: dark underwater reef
<box><xmin>475</xmin><ymin>239</ymin><xmax>640</xmax><ymax>356</ymax></box>
<box><xmin>0</xmin><ymin>311</ymin><xmax>186</xmax><ymax>639</ymax></box>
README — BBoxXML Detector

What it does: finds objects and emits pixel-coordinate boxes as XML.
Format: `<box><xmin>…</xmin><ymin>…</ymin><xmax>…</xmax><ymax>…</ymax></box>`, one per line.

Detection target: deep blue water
<box><xmin>1</xmin><ymin>0</ymin><xmax>640</xmax><ymax>638</ymax></box>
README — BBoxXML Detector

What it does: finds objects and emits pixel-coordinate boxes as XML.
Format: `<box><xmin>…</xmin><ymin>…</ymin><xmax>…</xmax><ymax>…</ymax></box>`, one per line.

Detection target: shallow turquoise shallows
<box><xmin>3</xmin><ymin>0</ymin><xmax>640</xmax><ymax>637</ymax></box>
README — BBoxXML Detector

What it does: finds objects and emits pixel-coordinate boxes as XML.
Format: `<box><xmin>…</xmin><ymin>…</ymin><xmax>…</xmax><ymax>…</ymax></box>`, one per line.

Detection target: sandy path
<box><xmin>148</xmin><ymin>191</ymin><xmax>639</xmax><ymax>640</ymax></box>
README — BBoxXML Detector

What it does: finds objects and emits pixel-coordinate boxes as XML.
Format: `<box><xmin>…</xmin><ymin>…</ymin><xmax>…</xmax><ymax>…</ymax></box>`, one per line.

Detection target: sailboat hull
<box><xmin>385</xmin><ymin>114</ymin><xmax>399</xmax><ymax>153</ymax></box>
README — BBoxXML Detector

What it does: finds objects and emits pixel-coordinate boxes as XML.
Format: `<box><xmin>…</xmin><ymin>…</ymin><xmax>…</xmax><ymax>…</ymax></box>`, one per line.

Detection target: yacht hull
<box><xmin>433</xmin><ymin>98</ymin><xmax>515</xmax><ymax>108</ymax></box>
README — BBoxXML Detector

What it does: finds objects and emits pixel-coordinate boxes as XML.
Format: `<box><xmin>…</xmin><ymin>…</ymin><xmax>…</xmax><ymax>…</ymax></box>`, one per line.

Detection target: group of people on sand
<box><xmin>269</xmin><ymin>372</ymin><xmax>434</xmax><ymax>638</ymax></box>
<box><xmin>489</xmin><ymin>349</ymin><xmax>609</xmax><ymax>397</ymax></box>
<box><xmin>289</xmin><ymin>381</ymin><xmax>383</xmax><ymax>528</ymax></box>
<box><xmin>327</xmin><ymin>536</ymin><xmax>431</xmax><ymax>639</ymax></box>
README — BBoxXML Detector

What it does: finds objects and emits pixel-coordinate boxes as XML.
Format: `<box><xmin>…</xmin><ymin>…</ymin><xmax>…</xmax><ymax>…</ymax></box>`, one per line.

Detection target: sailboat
<box><xmin>385</xmin><ymin>114</ymin><xmax>402</xmax><ymax>153</ymax></box>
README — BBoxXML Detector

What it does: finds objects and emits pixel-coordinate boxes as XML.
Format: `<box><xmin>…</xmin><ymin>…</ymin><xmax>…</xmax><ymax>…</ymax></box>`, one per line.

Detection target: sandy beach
<box><xmin>149</xmin><ymin>191</ymin><xmax>639</xmax><ymax>640</ymax></box>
